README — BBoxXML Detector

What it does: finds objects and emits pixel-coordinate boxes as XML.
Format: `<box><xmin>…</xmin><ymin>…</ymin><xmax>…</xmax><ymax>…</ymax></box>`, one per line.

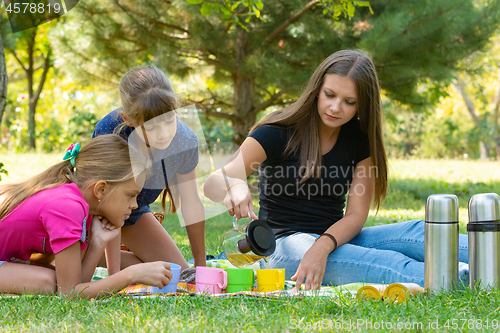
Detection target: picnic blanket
<box><xmin>94</xmin><ymin>266</ymin><xmax>357</xmax><ymax>298</ymax></box>
<box><xmin>117</xmin><ymin>284</ymin><xmax>352</xmax><ymax>298</ymax></box>
<box><xmin>114</xmin><ymin>280</ymin><xmax>424</xmax><ymax>302</ymax></box>
<box><xmin>92</xmin><ymin>261</ymin><xmax>425</xmax><ymax>302</ymax></box>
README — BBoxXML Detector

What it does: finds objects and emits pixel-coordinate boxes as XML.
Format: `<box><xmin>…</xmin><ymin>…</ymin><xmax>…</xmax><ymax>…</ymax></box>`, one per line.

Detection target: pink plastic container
<box><xmin>195</xmin><ymin>266</ymin><xmax>228</xmax><ymax>294</ymax></box>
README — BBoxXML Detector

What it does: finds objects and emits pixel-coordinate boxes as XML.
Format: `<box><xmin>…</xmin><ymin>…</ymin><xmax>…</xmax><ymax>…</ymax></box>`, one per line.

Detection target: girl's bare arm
<box><xmin>55</xmin><ymin>242</ymin><xmax>173</xmax><ymax>299</ymax></box>
<box><xmin>203</xmin><ymin>137</ymin><xmax>266</xmax><ymax>219</ymax></box>
<box><xmin>176</xmin><ymin>169</ymin><xmax>207</xmax><ymax>267</ymax></box>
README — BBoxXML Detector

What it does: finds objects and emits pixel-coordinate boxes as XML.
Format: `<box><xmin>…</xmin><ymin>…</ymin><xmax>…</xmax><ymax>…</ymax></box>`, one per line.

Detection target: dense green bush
<box><xmin>384</xmin><ymin>101</ymin><xmax>498</xmax><ymax>160</ymax></box>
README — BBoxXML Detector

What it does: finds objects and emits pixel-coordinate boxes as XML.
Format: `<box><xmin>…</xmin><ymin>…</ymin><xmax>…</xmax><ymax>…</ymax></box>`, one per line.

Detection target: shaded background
<box><xmin>0</xmin><ymin>0</ymin><xmax>498</xmax><ymax>160</ymax></box>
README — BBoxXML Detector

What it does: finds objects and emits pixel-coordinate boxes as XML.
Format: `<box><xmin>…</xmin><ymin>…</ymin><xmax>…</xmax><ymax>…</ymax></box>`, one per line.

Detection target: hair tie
<box><xmin>63</xmin><ymin>143</ymin><xmax>80</xmax><ymax>167</ymax></box>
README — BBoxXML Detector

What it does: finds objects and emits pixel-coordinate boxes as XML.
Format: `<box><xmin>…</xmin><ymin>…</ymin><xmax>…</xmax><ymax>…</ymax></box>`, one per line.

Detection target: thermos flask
<box><xmin>467</xmin><ymin>193</ymin><xmax>500</xmax><ymax>290</ymax></box>
<box><xmin>425</xmin><ymin>194</ymin><xmax>459</xmax><ymax>292</ymax></box>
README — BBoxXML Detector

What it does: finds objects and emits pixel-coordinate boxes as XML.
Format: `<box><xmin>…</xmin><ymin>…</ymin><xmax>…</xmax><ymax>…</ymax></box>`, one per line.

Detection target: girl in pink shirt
<box><xmin>0</xmin><ymin>134</ymin><xmax>173</xmax><ymax>299</ymax></box>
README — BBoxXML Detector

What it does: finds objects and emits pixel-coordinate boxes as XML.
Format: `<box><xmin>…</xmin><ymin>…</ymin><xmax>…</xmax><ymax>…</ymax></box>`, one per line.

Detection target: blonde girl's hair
<box><xmin>117</xmin><ymin>66</ymin><xmax>180</xmax><ymax>126</ymax></box>
<box><xmin>0</xmin><ymin>134</ymin><xmax>142</xmax><ymax>220</ymax></box>
<box><xmin>251</xmin><ymin>49</ymin><xmax>388</xmax><ymax>210</ymax></box>
<box><xmin>115</xmin><ymin>65</ymin><xmax>180</xmax><ymax>214</ymax></box>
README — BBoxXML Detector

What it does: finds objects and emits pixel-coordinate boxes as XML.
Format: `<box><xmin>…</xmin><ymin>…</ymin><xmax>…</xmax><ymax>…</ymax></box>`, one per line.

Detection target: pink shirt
<box><xmin>0</xmin><ymin>183</ymin><xmax>91</xmax><ymax>262</ymax></box>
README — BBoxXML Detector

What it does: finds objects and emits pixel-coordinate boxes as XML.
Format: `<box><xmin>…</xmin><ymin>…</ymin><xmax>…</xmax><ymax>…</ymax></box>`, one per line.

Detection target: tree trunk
<box><xmin>455</xmin><ymin>76</ymin><xmax>488</xmax><ymax>159</ymax></box>
<box><xmin>28</xmin><ymin>99</ymin><xmax>36</xmax><ymax>149</ymax></box>
<box><xmin>232</xmin><ymin>27</ymin><xmax>256</xmax><ymax>147</ymax></box>
<box><xmin>24</xmin><ymin>28</ymin><xmax>51</xmax><ymax>151</ymax></box>
<box><xmin>493</xmin><ymin>71</ymin><xmax>500</xmax><ymax>160</ymax></box>
<box><xmin>456</xmin><ymin>77</ymin><xmax>481</xmax><ymax>125</ymax></box>
<box><xmin>27</xmin><ymin>30</ymin><xmax>36</xmax><ymax>150</ymax></box>
<box><xmin>495</xmin><ymin>136</ymin><xmax>500</xmax><ymax>160</ymax></box>
<box><xmin>0</xmin><ymin>33</ymin><xmax>7</xmax><ymax>128</ymax></box>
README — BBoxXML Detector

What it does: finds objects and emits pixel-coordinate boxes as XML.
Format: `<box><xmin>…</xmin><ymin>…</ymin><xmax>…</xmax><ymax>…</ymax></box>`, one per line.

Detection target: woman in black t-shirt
<box><xmin>204</xmin><ymin>50</ymin><xmax>469</xmax><ymax>290</ymax></box>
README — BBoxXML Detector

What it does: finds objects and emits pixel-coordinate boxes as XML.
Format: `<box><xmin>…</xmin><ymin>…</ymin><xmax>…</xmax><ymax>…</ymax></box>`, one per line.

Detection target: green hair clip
<box><xmin>63</xmin><ymin>143</ymin><xmax>80</xmax><ymax>167</ymax></box>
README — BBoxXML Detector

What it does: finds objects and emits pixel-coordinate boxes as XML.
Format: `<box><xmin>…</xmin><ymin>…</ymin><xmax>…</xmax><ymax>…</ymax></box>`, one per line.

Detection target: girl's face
<box><xmin>133</xmin><ymin>112</ymin><xmax>177</xmax><ymax>150</ymax></box>
<box><xmin>317</xmin><ymin>74</ymin><xmax>358</xmax><ymax>133</ymax></box>
<box><xmin>98</xmin><ymin>178</ymin><xmax>142</xmax><ymax>228</ymax></box>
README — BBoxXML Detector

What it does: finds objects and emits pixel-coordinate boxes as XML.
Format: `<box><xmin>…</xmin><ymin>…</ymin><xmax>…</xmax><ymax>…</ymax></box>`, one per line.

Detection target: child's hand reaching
<box><xmin>125</xmin><ymin>261</ymin><xmax>173</xmax><ymax>288</ymax></box>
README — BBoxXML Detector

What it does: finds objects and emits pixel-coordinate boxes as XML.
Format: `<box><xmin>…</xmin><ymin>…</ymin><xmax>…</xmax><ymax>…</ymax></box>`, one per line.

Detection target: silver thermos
<box><xmin>425</xmin><ymin>194</ymin><xmax>459</xmax><ymax>292</ymax></box>
<box><xmin>467</xmin><ymin>193</ymin><xmax>500</xmax><ymax>290</ymax></box>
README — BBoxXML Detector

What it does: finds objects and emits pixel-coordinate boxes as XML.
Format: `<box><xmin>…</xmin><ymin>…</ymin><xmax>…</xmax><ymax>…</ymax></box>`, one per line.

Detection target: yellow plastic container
<box><xmin>356</xmin><ymin>284</ymin><xmax>388</xmax><ymax>300</ymax></box>
<box><xmin>383</xmin><ymin>283</ymin><xmax>425</xmax><ymax>303</ymax></box>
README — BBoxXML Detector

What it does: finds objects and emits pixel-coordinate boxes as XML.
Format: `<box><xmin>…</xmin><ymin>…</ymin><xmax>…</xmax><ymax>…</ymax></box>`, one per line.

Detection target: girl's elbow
<box><xmin>203</xmin><ymin>182</ymin><xmax>222</xmax><ymax>202</ymax></box>
<box><xmin>202</xmin><ymin>176</ymin><xmax>215</xmax><ymax>199</ymax></box>
<box><xmin>36</xmin><ymin>270</ymin><xmax>57</xmax><ymax>295</ymax></box>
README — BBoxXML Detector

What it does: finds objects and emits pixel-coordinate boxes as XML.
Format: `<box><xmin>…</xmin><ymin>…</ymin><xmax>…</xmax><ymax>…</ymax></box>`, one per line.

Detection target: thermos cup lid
<box><xmin>425</xmin><ymin>194</ymin><xmax>459</xmax><ymax>223</ymax></box>
<box><xmin>468</xmin><ymin>193</ymin><xmax>500</xmax><ymax>223</ymax></box>
<box><xmin>237</xmin><ymin>219</ymin><xmax>276</xmax><ymax>256</ymax></box>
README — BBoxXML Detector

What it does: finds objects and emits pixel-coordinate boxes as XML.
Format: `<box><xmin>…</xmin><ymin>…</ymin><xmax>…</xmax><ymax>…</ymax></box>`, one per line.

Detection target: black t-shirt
<box><xmin>249</xmin><ymin>118</ymin><xmax>371</xmax><ymax>238</ymax></box>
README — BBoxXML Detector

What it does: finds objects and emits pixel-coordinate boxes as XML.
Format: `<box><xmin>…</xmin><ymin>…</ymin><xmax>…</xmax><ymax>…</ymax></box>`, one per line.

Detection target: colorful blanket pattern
<box><xmin>94</xmin><ymin>260</ymin><xmax>359</xmax><ymax>298</ymax></box>
<box><xmin>117</xmin><ymin>282</ymin><xmax>348</xmax><ymax>298</ymax></box>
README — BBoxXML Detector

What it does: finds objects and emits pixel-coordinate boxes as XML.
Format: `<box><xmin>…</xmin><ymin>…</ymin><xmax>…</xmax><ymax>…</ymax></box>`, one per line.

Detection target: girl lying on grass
<box><xmin>0</xmin><ymin>134</ymin><xmax>172</xmax><ymax>299</ymax></box>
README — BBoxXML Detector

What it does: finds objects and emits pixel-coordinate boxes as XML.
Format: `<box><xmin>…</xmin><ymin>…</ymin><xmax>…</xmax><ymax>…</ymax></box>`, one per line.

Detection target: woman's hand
<box><xmin>223</xmin><ymin>181</ymin><xmax>258</xmax><ymax>220</ymax></box>
<box><xmin>90</xmin><ymin>215</ymin><xmax>120</xmax><ymax>247</ymax></box>
<box><xmin>125</xmin><ymin>261</ymin><xmax>173</xmax><ymax>288</ymax></box>
<box><xmin>290</xmin><ymin>240</ymin><xmax>332</xmax><ymax>291</ymax></box>
<box><xmin>204</xmin><ymin>137</ymin><xmax>266</xmax><ymax>219</ymax></box>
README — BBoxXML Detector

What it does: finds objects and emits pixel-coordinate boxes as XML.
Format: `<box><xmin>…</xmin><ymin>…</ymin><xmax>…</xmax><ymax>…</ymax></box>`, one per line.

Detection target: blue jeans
<box><xmin>266</xmin><ymin>220</ymin><xmax>469</xmax><ymax>287</ymax></box>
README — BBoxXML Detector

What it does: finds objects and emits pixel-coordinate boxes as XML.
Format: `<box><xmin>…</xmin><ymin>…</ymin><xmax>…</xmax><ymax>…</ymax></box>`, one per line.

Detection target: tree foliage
<box><xmin>55</xmin><ymin>0</ymin><xmax>500</xmax><ymax>145</ymax></box>
<box><xmin>1</xmin><ymin>12</ymin><xmax>54</xmax><ymax>150</ymax></box>
<box><xmin>0</xmin><ymin>7</ymin><xmax>120</xmax><ymax>152</ymax></box>
<box><xmin>385</xmin><ymin>34</ymin><xmax>500</xmax><ymax>160</ymax></box>
<box><xmin>2</xmin><ymin>0</ymin><xmax>499</xmax><ymax>156</ymax></box>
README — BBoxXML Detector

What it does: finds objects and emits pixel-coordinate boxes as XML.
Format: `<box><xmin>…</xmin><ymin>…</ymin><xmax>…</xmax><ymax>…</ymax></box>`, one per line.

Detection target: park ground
<box><xmin>0</xmin><ymin>155</ymin><xmax>500</xmax><ymax>332</ymax></box>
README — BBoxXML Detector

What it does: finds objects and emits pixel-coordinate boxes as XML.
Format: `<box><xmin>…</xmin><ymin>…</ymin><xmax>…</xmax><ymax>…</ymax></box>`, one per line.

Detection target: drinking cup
<box><xmin>224</xmin><ymin>268</ymin><xmax>254</xmax><ymax>293</ymax></box>
<box><xmin>151</xmin><ymin>263</ymin><xmax>181</xmax><ymax>294</ymax></box>
<box><xmin>195</xmin><ymin>266</ymin><xmax>228</xmax><ymax>294</ymax></box>
<box><xmin>256</xmin><ymin>269</ymin><xmax>285</xmax><ymax>292</ymax></box>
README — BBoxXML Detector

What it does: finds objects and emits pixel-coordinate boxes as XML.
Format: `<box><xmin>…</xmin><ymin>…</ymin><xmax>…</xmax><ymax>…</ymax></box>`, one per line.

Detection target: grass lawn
<box><xmin>1</xmin><ymin>155</ymin><xmax>500</xmax><ymax>332</ymax></box>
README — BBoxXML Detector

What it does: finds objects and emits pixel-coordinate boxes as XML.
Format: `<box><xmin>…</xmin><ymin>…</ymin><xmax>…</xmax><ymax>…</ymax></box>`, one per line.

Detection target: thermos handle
<box><xmin>277</xmin><ymin>269</ymin><xmax>284</xmax><ymax>289</ymax></box>
<box><xmin>233</xmin><ymin>212</ymin><xmax>254</xmax><ymax>229</ymax></box>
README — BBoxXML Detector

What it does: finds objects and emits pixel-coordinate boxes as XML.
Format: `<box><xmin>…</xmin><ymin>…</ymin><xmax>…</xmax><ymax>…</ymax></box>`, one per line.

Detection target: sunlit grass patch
<box><xmin>0</xmin><ymin>152</ymin><xmax>61</xmax><ymax>184</ymax></box>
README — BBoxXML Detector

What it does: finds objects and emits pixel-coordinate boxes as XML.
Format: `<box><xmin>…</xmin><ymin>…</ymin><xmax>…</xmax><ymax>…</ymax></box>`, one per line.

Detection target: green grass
<box><xmin>2</xmin><ymin>287</ymin><xmax>500</xmax><ymax>332</ymax></box>
<box><xmin>1</xmin><ymin>155</ymin><xmax>500</xmax><ymax>332</ymax></box>
<box><xmin>0</xmin><ymin>152</ymin><xmax>62</xmax><ymax>184</ymax></box>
